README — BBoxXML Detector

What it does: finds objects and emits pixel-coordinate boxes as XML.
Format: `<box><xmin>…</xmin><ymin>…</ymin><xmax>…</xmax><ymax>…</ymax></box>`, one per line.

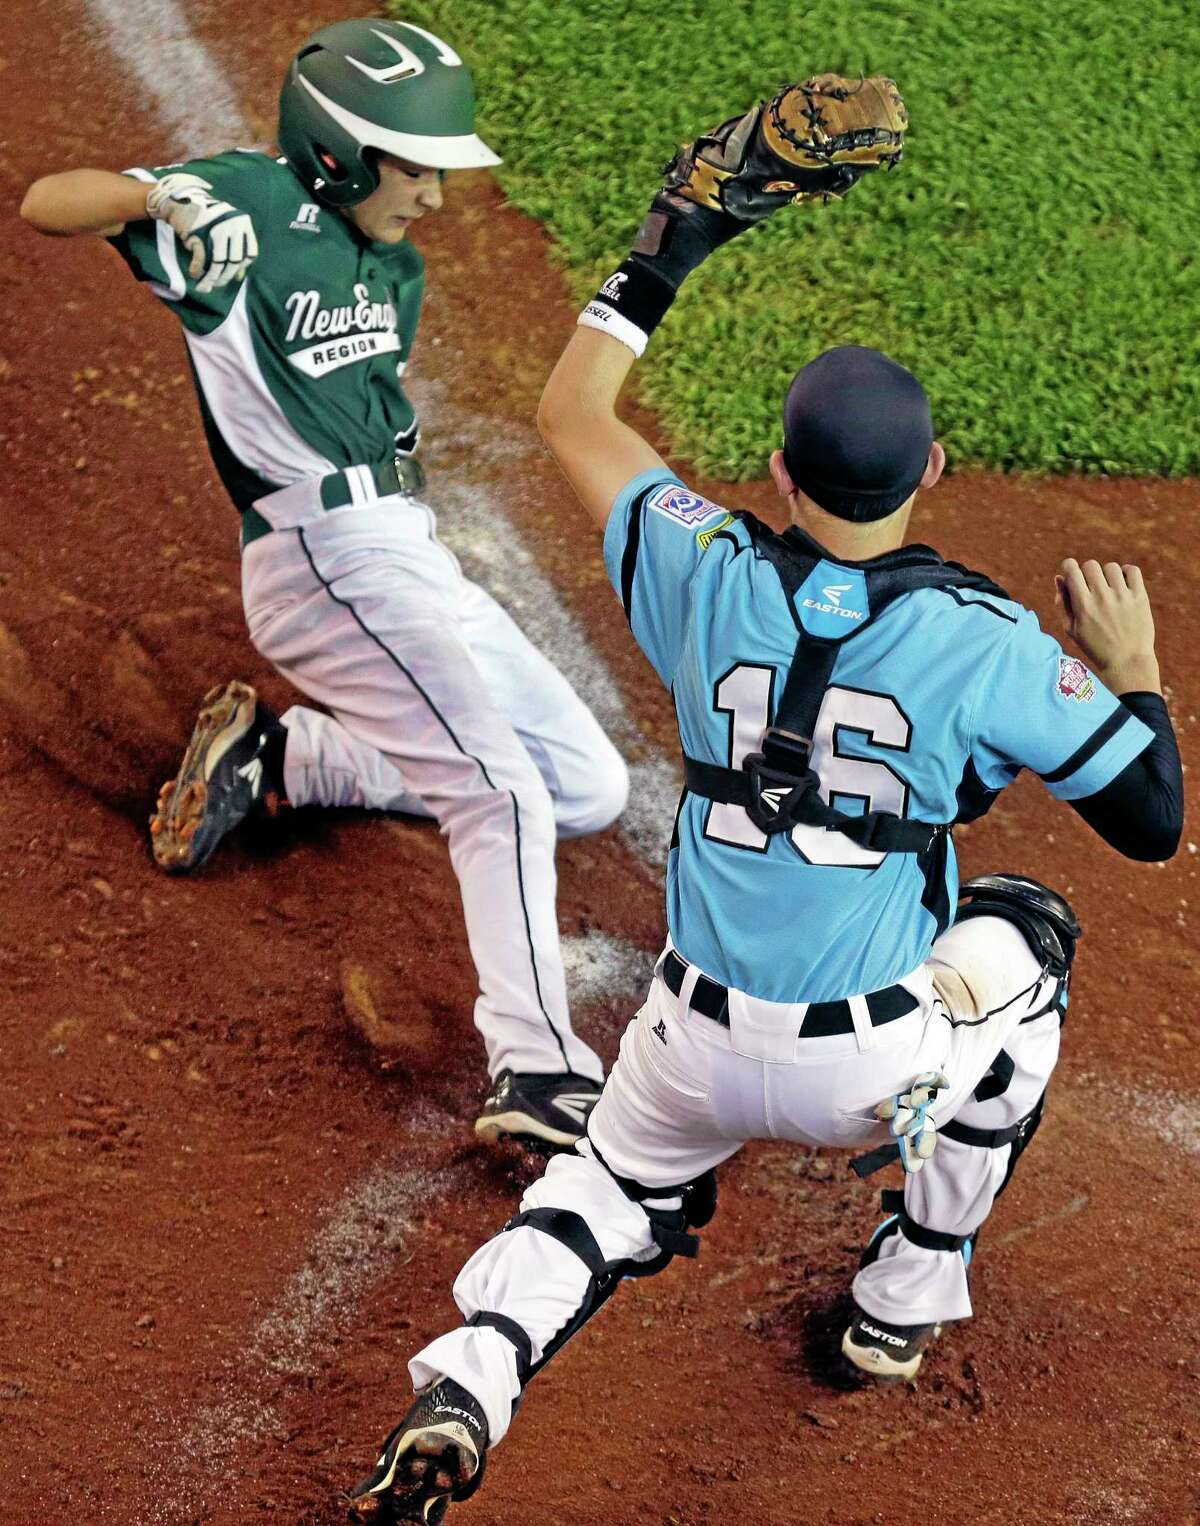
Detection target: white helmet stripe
<box><xmin>296</xmin><ymin>74</ymin><xmax>501</xmax><ymax>170</ymax></box>
<box><xmin>396</xmin><ymin>23</ymin><xmax>463</xmax><ymax>67</ymax></box>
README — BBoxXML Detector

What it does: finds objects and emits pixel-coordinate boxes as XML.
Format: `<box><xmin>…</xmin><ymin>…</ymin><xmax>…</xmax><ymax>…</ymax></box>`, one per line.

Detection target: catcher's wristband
<box><xmin>578</xmin><ymin>259</ymin><xmax>677</xmax><ymax>358</ymax></box>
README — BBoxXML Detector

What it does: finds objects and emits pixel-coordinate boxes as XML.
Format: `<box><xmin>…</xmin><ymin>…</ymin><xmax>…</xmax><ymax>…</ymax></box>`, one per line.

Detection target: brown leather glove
<box><xmin>663</xmin><ymin>75</ymin><xmax>908</xmax><ymax>221</ymax></box>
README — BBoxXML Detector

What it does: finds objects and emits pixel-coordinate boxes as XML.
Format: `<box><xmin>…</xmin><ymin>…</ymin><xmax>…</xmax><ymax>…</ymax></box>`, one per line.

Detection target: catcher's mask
<box><xmin>278</xmin><ymin>17</ymin><xmax>500</xmax><ymax>209</ymax></box>
<box><xmin>782</xmin><ymin>345</ymin><xmax>934</xmax><ymax>522</ymax></box>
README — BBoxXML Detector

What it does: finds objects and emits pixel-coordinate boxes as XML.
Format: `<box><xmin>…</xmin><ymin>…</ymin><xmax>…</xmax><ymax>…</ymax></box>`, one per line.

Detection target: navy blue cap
<box><xmin>781</xmin><ymin>345</ymin><xmax>934</xmax><ymax>522</ymax></box>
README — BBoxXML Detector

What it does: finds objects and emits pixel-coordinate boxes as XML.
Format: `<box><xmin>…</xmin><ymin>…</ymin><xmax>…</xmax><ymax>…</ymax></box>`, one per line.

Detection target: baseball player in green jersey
<box><xmin>20</xmin><ymin>18</ymin><xmax>628</xmax><ymax>1149</ymax></box>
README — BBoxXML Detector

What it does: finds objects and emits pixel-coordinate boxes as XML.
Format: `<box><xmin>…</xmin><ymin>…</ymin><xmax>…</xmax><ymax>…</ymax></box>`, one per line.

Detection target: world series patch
<box><xmin>1057</xmin><ymin>656</ymin><xmax>1096</xmax><ymax>703</ymax></box>
<box><xmin>646</xmin><ymin>483</ymin><xmax>727</xmax><ymax>528</ymax></box>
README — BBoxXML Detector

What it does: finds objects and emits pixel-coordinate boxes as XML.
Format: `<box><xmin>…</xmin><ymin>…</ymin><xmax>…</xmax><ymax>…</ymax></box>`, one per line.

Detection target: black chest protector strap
<box><xmin>682</xmin><ymin>520</ymin><xmax>1010</xmax><ymax>853</ymax></box>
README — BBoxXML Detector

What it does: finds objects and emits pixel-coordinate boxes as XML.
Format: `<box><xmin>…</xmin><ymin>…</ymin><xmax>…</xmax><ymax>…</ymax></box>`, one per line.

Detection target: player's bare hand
<box><xmin>1055</xmin><ymin>558</ymin><xmax>1161</xmax><ymax>695</ymax></box>
<box><xmin>145</xmin><ymin>172</ymin><xmax>258</xmax><ymax>293</ymax></box>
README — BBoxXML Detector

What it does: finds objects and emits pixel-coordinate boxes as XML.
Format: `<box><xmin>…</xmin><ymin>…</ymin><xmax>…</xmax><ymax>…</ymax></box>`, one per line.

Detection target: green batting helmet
<box><xmin>278</xmin><ymin>18</ymin><xmax>500</xmax><ymax>208</ymax></box>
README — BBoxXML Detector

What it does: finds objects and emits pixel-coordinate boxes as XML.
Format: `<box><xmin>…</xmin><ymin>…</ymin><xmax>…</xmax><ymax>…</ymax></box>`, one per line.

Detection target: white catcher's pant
<box><xmin>410</xmin><ymin>915</ymin><xmax>1060</xmax><ymax>1445</ymax></box>
<box><xmin>241</xmin><ymin>499</ymin><xmax>628</xmax><ymax>1082</ymax></box>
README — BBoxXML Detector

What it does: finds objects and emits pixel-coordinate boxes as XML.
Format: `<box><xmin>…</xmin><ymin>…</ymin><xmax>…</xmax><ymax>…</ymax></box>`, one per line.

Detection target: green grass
<box><xmin>396</xmin><ymin>0</ymin><xmax>1200</xmax><ymax>478</ymax></box>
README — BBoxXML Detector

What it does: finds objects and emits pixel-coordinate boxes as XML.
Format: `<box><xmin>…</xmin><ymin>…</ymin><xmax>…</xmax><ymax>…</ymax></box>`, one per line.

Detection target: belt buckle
<box><xmin>743</xmin><ymin>728</ymin><xmax>820</xmax><ymax>835</ymax></box>
<box><xmin>392</xmin><ymin>454</ymin><xmax>427</xmax><ymax>498</ymax></box>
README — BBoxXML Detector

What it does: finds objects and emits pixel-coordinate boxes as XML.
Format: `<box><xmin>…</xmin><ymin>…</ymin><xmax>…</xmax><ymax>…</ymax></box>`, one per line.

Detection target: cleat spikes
<box><xmin>346</xmin><ymin>1378</ymin><xmax>488</xmax><ymax>1521</ymax></box>
<box><xmin>149</xmin><ymin>681</ymin><xmax>283</xmax><ymax>875</ymax></box>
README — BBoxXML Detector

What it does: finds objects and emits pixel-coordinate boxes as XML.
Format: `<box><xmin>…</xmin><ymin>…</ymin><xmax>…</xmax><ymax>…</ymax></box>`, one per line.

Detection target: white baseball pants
<box><xmin>410</xmin><ymin>915</ymin><xmax>1060</xmax><ymax>1445</ymax></box>
<box><xmin>240</xmin><ymin>499</ymin><xmax>628</xmax><ymax>1082</ymax></box>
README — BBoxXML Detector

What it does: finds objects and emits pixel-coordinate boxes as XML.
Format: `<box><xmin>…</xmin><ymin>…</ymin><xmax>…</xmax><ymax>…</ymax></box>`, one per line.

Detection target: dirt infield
<box><xmin>1</xmin><ymin>3</ymin><xmax>1197</xmax><ymax>1523</ymax></box>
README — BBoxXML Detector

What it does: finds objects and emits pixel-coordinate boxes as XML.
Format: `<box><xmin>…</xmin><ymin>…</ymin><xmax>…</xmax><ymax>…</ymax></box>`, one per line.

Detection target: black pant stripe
<box><xmin>296</xmin><ymin>528</ymin><xmax>570</xmax><ymax>1068</ymax></box>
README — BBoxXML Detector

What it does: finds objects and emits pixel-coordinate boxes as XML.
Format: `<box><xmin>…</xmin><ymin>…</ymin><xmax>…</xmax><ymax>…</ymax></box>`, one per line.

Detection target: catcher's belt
<box><xmin>662</xmin><ymin>950</ymin><xmax>919</xmax><ymax>1039</ymax></box>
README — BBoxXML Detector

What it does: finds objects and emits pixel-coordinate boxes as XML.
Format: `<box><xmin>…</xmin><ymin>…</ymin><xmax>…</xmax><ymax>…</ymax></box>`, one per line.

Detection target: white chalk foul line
<box><xmin>1075</xmin><ymin>1074</ymin><xmax>1200</xmax><ymax>1158</ymax></box>
<box><xmin>561</xmin><ymin>928</ymin><xmax>657</xmax><ymax>1013</ymax></box>
<box><xmin>141</xmin><ymin>1150</ymin><xmax>467</xmax><ymax>1522</ymax></box>
<box><xmin>86</xmin><ymin>0</ymin><xmax>249</xmax><ymax>159</ymax></box>
<box><xmin>142</xmin><ymin>935</ymin><xmax>645</xmax><ymax>1515</ymax></box>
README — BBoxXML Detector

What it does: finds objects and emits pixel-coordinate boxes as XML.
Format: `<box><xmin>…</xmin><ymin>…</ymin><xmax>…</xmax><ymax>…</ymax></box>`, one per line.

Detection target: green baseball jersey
<box><xmin>108</xmin><ymin>150</ymin><xmax>424</xmax><ymax>532</ymax></box>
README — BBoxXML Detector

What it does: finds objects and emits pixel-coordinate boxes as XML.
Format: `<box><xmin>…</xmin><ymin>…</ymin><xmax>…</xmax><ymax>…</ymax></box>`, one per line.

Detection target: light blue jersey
<box><xmin>604</xmin><ymin>468</ymin><xmax>1153</xmax><ymax>1002</ymax></box>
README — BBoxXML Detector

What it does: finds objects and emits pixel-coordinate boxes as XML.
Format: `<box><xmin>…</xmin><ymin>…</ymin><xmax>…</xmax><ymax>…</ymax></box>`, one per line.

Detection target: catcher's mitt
<box><xmin>663</xmin><ymin>75</ymin><xmax>908</xmax><ymax>222</ymax></box>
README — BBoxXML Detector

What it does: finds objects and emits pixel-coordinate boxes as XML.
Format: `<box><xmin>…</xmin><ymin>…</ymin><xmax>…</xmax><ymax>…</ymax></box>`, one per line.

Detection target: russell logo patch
<box><xmin>646</xmin><ymin>484</ymin><xmax>727</xmax><ymax>528</ymax></box>
<box><xmin>1057</xmin><ymin>657</ymin><xmax>1097</xmax><ymax>703</ymax></box>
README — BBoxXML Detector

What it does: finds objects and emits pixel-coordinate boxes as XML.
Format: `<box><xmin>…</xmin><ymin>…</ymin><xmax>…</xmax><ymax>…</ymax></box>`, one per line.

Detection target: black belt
<box><xmin>318</xmin><ymin>454</ymin><xmax>426</xmax><ymax>509</ymax></box>
<box><xmin>662</xmin><ymin>951</ymin><xmax>918</xmax><ymax>1040</ymax></box>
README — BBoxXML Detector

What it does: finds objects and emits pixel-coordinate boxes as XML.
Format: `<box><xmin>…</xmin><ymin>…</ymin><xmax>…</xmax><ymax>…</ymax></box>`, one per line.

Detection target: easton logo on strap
<box><xmin>860</xmin><ymin>1321</ymin><xmax>908</xmax><ymax>1347</ymax></box>
<box><xmin>796</xmin><ymin>560</ymin><xmax>869</xmax><ymax>637</ymax></box>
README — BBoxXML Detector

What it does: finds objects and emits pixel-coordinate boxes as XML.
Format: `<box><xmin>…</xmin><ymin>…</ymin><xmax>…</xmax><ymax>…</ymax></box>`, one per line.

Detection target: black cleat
<box><xmin>473</xmin><ymin>1067</ymin><xmax>603</xmax><ymax>1151</ymax></box>
<box><xmin>150</xmin><ymin>681</ymin><xmax>286</xmax><ymax>873</ymax></box>
<box><xmin>346</xmin><ymin>1378</ymin><xmax>488</xmax><ymax>1523</ymax></box>
<box><xmin>842</xmin><ymin>1305</ymin><xmax>942</xmax><ymax>1382</ymax></box>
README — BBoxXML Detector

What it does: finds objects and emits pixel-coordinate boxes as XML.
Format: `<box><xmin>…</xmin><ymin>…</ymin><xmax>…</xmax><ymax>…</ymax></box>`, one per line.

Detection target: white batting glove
<box><xmin>875</xmin><ymin>1070</ymin><xmax>950</xmax><ymax>1173</ymax></box>
<box><xmin>145</xmin><ymin>172</ymin><xmax>258</xmax><ymax>293</ymax></box>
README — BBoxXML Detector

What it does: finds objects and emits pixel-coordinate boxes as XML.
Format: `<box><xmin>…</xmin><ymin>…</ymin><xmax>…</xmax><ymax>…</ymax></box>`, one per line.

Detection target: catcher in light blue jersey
<box><xmin>344</xmin><ymin>73</ymin><xmax>1183</xmax><ymax>1521</ymax></box>
<box><xmin>605</xmin><ymin>448</ymin><xmax>1152</xmax><ymax>1004</ymax></box>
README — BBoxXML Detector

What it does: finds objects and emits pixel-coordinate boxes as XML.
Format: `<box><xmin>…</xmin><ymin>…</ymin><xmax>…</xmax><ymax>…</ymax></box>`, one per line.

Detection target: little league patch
<box><xmin>647</xmin><ymin>483</ymin><xmax>727</xmax><ymax>528</ymax></box>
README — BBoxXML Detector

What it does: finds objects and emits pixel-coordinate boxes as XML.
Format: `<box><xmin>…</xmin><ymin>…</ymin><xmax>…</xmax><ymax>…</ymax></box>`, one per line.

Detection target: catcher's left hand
<box><xmin>663</xmin><ymin>74</ymin><xmax>908</xmax><ymax>223</ymax></box>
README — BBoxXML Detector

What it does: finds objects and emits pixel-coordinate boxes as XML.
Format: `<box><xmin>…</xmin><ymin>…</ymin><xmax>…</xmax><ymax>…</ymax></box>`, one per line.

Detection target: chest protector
<box><xmin>683</xmin><ymin>517</ymin><xmax>1010</xmax><ymax>856</ymax></box>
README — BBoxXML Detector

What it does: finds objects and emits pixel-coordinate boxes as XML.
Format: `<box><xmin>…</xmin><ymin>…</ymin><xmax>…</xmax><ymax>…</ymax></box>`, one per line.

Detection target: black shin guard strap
<box><xmin>466</xmin><ymin>1311</ymin><xmax>533</xmax><ymax>1385</ymax></box>
<box><xmin>879</xmin><ymin>1188</ymin><xmax>971</xmax><ymax>1254</ymax></box>
<box><xmin>503</xmin><ymin>1206</ymin><xmax>608</xmax><ymax>1278</ymax></box>
<box><xmin>941</xmin><ymin>1116</ymin><xmax>1023</xmax><ymax>1150</ymax></box>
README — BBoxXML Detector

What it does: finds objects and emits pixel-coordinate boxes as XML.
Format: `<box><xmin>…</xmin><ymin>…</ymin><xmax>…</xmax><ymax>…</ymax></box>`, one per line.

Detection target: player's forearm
<box><xmin>539</xmin><ymin>326</ymin><xmax>636</xmax><ymax>430</ymax></box>
<box><xmin>19</xmin><ymin>169</ymin><xmax>150</xmax><ymax>236</ymax></box>
<box><xmin>537</xmin><ymin>327</ymin><xmax>664</xmax><ymax>529</ymax></box>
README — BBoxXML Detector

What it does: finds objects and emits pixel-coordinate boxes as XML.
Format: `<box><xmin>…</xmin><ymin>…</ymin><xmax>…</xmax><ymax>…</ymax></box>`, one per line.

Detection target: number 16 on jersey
<box><xmin>706</xmin><ymin>665</ymin><xmax>913</xmax><ymax>868</ymax></box>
